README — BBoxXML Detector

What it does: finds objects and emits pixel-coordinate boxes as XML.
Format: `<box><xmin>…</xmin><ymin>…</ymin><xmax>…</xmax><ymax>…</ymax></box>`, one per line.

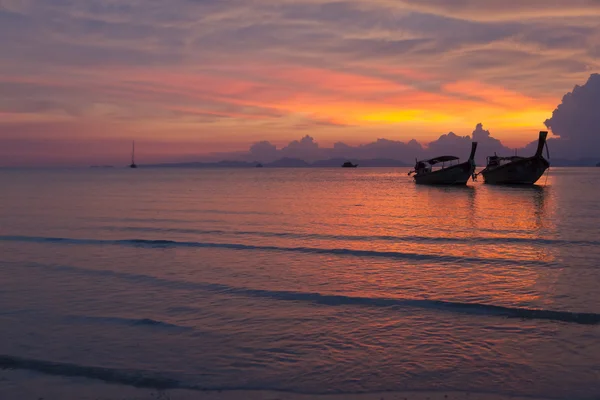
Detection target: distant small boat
<box><xmin>409</xmin><ymin>142</ymin><xmax>477</xmax><ymax>185</ymax></box>
<box><xmin>342</xmin><ymin>161</ymin><xmax>358</xmax><ymax>168</ymax></box>
<box><xmin>130</xmin><ymin>141</ymin><xmax>137</xmax><ymax>169</ymax></box>
<box><xmin>479</xmin><ymin>131</ymin><xmax>549</xmax><ymax>185</ymax></box>
<box><xmin>256</xmin><ymin>163</ymin><xmax>264</xmax><ymax>168</ymax></box>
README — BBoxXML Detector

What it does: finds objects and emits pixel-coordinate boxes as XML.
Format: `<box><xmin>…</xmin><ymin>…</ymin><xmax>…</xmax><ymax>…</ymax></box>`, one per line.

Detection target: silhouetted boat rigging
<box><xmin>129</xmin><ymin>141</ymin><xmax>137</xmax><ymax>169</ymax></box>
<box><xmin>409</xmin><ymin>142</ymin><xmax>477</xmax><ymax>185</ymax></box>
<box><xmin>478</xmin><ymin>131</ymin><xmax>550</xmax><ymax>185</ymax></box>
<box><xmin>342</xmin><ymin>161</ymin><xmax>358</xmax><ymax>168</ymax></box>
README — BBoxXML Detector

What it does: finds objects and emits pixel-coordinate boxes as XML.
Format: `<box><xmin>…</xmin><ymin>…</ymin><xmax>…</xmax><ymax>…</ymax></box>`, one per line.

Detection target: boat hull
<box><xmin>481</xmin><ymin>157</ymin><xmax>549</xmax><ymax>184</ymax></box>
<box><xmin>414</xmin><ymin>161</ymin><xmax>474</xmax><ymax>185</ymax></box>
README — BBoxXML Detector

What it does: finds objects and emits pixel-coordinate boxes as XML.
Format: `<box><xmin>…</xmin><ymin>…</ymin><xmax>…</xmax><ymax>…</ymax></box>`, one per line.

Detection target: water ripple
<box><xmin>0</xmin><ymin>235</ymin><xmax>555</xmax><ymax>267</ymax></box>
<box><xmin>15</xmin><ymin>262</ymin><xmax>600</xmax><ymax>325</ymax></box>
<box><xmin>65</xmin><ymin>315</ymin><xmax>193</xmax><ymax>330</ymax></box>
<box><xmin>107</xmin><ymin>226</ymin><xmax>600</xmax><ymax>247</ymax></box>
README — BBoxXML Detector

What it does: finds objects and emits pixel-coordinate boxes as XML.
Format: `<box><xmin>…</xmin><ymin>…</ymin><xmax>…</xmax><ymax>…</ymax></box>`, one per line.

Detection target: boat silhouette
<box><xmin>479</xmin><ymin>131</ymin><xmax>549</xmax><ymax>185</ymax></box>
<box><xmin>341</xmin><ymin>161</ymin><xmax>358</xmax><ymax>168</ymax></box>
<box><xmin>129</xmin><ymin>141</ymin><xmax>137</xmax><ymax>169</ymax></box>
<box><xmin>409</xmin><ymin>142</ymin><xmax>477</xmax><ymax>185</ymax></box>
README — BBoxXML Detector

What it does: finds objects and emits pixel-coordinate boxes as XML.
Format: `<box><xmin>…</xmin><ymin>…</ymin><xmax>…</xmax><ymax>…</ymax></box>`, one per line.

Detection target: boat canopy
<box><xmin>418</xmin><ymin>155</ymin><xmax>459</xmax><ymax>165</ymax></box>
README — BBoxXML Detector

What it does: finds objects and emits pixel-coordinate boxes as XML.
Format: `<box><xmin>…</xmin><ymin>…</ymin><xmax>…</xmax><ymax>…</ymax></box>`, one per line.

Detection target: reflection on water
<box><xmin>410</xmin><ymin>182</ymin><xmax>551</xmax><ymax>239</ymax></box>
<box><xmin>413</xmin><ymin>185</ymin><xmax>477</xmax><ymax>233</ymax></box>
<box><xmin>0</xmin><ymin>168</ymin><xmax>598</xmax><ymax>399</ymax></box>
<box><xmin>477</xmin><ymin>184</ymin><xmax>552</xmax><ymax>235</ymax></box>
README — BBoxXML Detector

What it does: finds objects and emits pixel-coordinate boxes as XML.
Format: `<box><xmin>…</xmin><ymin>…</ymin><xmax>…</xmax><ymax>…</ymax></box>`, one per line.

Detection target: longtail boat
<box><xmin>409</xmin><ymin>142</ymin><xmax>477</xmax><ymax>185</ymax></box>
<box><xmin>479</xmin><ymin>131</ymin><xmax>549</xmax><ymax>185</ymax></box>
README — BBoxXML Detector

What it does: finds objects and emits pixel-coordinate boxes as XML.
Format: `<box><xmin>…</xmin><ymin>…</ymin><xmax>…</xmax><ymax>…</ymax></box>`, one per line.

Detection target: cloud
<box><xmin>543</xmin><ymin>73</ymin><xmax>600</xmax><ymax>158</ymax></box>
<box><xmin>329</xmin><ymin>137</ymin><xmax>424</xmax><ymax>161</ymax></box>
<box><xmin>249</xmin><ymin>140</ymin><xmax>278</xmax><ymax>161</ymax></box>
<box><xmin>544</xmin><ymin>73</ymin><xmax>600</xmax><ymax>141</ymax></box>
<box><xmin>393</xmin><ymin>0</ymin><xmax>600</xmax><ymax>21</ymax></box>
<box><xmin>471</xmin><ymin>123</ymin><xmax>503</xmax><ymax>147</ymax></box>
<box><xmin>426</xmin><ymin>123</ymin><xmax>514</xmax><ymax>162</ymax></box>
<box><xmin>240</xmin><ymin>123</ymin><xmax>511</xmax><ymax>164</ymax></box>
<box><xmin>1</xmin><ymin>1</ymin><xmax>600</xmax><ymax>165</ymax></box>
<box><xmin>279</xmin><ymin>135</ymin><xmax>324</xmax><ymax>160</ymax></box>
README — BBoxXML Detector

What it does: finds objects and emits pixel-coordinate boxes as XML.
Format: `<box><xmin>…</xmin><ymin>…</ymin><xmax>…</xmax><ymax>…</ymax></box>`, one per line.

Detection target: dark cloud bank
<box><xmin>158</xmin><ymin>73</ymin><xmax>600</xmax><ymax>167</ymax></box>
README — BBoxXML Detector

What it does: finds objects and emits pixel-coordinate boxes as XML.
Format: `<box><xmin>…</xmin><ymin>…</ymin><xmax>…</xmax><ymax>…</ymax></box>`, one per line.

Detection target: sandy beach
<box><xmin>1</xmin><ymin>370</ymin><xmax>553</xmax><ymax>400</ymax></box>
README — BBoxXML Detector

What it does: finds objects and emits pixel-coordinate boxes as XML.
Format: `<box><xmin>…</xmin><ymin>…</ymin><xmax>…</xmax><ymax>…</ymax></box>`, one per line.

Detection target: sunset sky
<box><xmin>1</xmin><ymin>0</ymin><xmax>600</xmax><ymax>165</ymax></box>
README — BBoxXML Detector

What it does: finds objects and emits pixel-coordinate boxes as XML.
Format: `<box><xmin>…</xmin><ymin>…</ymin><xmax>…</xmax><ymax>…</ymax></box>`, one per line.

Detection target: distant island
<box><xmin>135</xmin><ymin>156</ymin><xmax>600</xmax><ymax>168</ymax></box>
<box><xmin>545</xmin><ymin>158</ymin><xmax>600</xmax><ymax>167</ymax></box>
<box><xmin>90</xmin><ymin>165</ymin><xmax>114</xmax><ymax>168</ymax></box>
<box><xmin>142</xmin><ymin>157</ymin><xmax>412</xmax><ymax>168</ymax></box>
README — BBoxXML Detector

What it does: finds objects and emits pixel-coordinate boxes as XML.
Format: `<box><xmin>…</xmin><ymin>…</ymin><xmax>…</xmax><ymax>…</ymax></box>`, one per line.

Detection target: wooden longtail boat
<box><xmin>479</xmin><ymin>131</ymin><xmax>549</xmax><ymax>185</ymax></box>
<box><xmin>409</xmin><ymin>142</ymin><xmax>477</xmax><ymax>185</ymax></box>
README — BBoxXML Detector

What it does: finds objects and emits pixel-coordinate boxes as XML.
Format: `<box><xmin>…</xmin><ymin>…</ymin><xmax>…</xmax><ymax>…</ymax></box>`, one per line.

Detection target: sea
<box><xmin>0</xmin><ymin>167</ymin><xmax>599</xmax><ymax>400</ymax></box>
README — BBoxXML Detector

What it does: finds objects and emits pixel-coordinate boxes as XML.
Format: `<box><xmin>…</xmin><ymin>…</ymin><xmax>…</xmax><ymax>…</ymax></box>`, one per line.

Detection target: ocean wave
<box><xmin>107</xmin><ymin>226</ymin><xmax>600</xmax><ymax>247</ymax></box>
<box><xmin>0</xmin><ymin>354</ymin><xmax>593</xmax><ymax>398</ymax></box>
<box><xmin>17</xmin><ymin>263</ymin><xmax>600</xmax><ymax>326</ymax></box>
<box><xmin>65</xmin><ymin>315</ymin><xmax>192</xmax><ymax>330</ymax></box>
<box><xmin>136</xmin><ymin>208</ymin><xmax>276</xmax><ymax>216</ymax></box>
<box><xmin>0</xmin><ymin>355</ymin><xmax>183</xmax><ymax>390</ymax></box>
<box><xmin>214</xmin><ymin>286</ymin><xmax>600</xmax><ymax>325</ymax></box>
<box><xmin>0</xmin><ymin>235</ymin><xmax>553</xmax><ymax>267</ymax></box>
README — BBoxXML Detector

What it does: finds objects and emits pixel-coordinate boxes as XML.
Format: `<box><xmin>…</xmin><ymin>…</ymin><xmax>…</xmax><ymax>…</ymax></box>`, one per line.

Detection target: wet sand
<box><xmin>0</xmin><ymin>370</ymin><xmax>552</xmax><ymax>400</ymax></box>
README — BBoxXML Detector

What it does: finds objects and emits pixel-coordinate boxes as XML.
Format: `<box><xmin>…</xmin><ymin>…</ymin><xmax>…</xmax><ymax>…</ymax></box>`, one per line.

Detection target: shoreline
<box><xmin>0</xmin><ymin>370</ymin><xmax>554</xmax><ymax>400</ymax></box>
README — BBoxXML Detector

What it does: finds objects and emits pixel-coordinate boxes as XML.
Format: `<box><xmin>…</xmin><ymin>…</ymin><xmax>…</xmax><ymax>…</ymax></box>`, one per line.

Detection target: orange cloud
<box><xmin>441</xmin><ymin>81</ymin><xmax>554</xmax><ymax>136</ymax></box>
<box><xmin>1</xmin><ymin>62</ymin><xmax>559</xmax><ymax>149</ymax></box>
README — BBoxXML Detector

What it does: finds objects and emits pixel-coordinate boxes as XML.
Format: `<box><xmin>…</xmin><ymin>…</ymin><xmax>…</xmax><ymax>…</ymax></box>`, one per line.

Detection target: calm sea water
<box><xmin>0</xmin><ymin>167</ymin><xmax>599</xmax><ymax>399</ymax></box>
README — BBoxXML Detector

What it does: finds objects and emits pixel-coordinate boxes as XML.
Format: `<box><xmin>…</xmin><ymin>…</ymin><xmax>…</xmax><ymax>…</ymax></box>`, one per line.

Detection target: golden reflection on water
<box><xmin>477</xmin><ymin>184</ymin><xmax>551</xmax><ymax>234</ymax></box>
<box><xmin>412</xmin><ymin>185</ymin><xmax>477</xmax><ymax>234</ymax></box>
<box><xmin>0</xmin><ymin>169</ymin><xmax>564</xmax><ymax>311</ymax></box>
<box><xmin>346</xmin><ymin>181</ymin><xmax>559</xmax><ymax>308</ymax></box>
<box><xmin>1</xmin><ymin>168</ymin><xmax>599</xmax><ymax>400</ymax></box>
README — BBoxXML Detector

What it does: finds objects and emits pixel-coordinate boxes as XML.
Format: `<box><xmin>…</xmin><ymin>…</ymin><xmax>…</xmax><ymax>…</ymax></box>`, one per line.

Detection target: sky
<box><xmin>1</xmin><ymin>0</ymin><xmax>600</xmax><ymax>166</ymax></box>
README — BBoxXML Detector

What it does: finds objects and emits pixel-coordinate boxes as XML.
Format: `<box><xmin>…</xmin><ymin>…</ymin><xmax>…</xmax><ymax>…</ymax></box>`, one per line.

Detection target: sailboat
<box><xmin>479</xmin><ymin>131</ymin><xmax>549</xmax><ymax>184</ymax></box>
<box><xmin>408</xmin><ymin>142</ymin><xmax>478</xmax><ymax>185</ymax></box>
<box><xmin>129</xmin><ymin>141</ymin><xmax>137</xmax><ymax>168</ymax></box>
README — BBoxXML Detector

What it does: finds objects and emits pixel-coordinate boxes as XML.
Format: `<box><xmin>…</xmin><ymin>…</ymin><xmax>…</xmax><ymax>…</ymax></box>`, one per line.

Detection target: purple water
<box><xmin>0</xmin><ymin>167</ymin><xmax>599</xmax><ymax>399</ymax></box>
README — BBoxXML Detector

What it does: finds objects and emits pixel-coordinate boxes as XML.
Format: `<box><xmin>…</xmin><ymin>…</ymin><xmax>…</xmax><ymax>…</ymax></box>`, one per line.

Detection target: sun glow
<box><xmin>2</xmin><ymin>0</ymin><xmax>596</xmax><ymax>165</ymax></box>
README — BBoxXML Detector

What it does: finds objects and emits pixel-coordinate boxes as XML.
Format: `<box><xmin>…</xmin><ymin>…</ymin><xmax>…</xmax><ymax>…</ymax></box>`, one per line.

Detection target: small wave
<box><xmin>0</xmin><ymin>354</ymin><xmax>589</xmax><ymax>398</ymax></box>
<box><xmin>0</xmin><ymin>355</ymin><xmax>183</xmax><ymax>389</ymax></box>
<box><xmin>0</xmin><ymin>235</ymin><xmax>551</xmax><ymax>267</ymax></box>
<box><xmin>66</xmin><ymin>315</ymin><xmax>192</xmax><ymax>330</ymax></box>
<box><xmin>17</xmin><ymin>263</ymin><xmax>600</xmax><ymax>326</ymax></box>
<box><xmin>107</xmin><ymin>226</ymin><xmax>599</xmax><ymax>247</ymax></box>
<box><xmin>134</xmin><ymin>318</ymin><xmax>179</xmax><ymax>328</ymax></box>
<box><xmin>170</xmin><ymin>208</ymin><xmax>276</xmax><ymax>216</ymax></box>
<box><xmin>217</xmin><ymin>287</ymin><xmax>600</xmax><ymax>325</ymax></box>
